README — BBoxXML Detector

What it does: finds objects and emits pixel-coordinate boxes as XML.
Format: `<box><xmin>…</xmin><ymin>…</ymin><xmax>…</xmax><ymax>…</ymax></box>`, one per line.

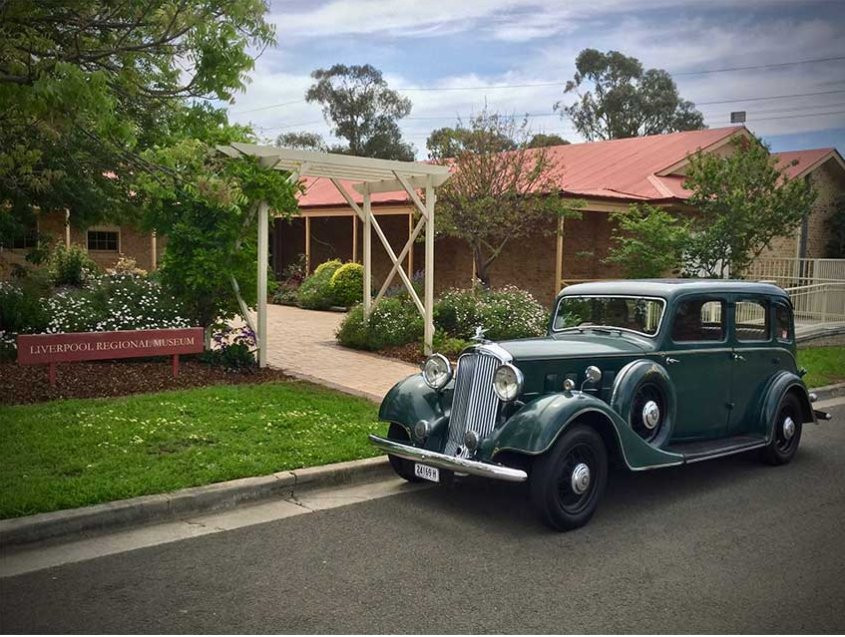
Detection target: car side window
<box><xmin>736</xmin><ymin>299</ymin><xmax>770</xmax><ymax>342</ymax></box>
<box><xmin>774</xmin><ymin>303</ymin><xmax>793</xmax><ymax>342</ymax></box>
<box><xmin>671</xmin><ymin>298</ymin><xmax>725</xmax><ymax>342</ymax></box>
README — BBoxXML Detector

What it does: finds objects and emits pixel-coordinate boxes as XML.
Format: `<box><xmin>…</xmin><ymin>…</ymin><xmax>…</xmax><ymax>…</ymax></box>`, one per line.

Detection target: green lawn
<box><xmin>0</xmin><ymin>381</ymin><xmax>383</xmax><ymax>519</ymax></box>
<box><xmin>798</xmin><ymin>346</ymin><xmax>845</xmax><ymax>389</ymax></box>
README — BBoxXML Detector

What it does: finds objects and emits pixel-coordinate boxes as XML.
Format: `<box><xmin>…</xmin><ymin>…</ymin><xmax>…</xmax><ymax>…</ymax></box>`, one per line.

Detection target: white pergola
<box><xmin>217</xmin><ymin>143</ymin><xmax>451</xmax><ymax>367</ymax></box>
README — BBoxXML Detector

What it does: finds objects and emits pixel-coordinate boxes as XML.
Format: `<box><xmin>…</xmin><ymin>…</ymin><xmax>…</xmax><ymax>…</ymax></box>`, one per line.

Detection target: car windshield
<box><xmin>553</xmin><ymin>296</ymin><xmax>664</xmax><ymax>336</ymax></box>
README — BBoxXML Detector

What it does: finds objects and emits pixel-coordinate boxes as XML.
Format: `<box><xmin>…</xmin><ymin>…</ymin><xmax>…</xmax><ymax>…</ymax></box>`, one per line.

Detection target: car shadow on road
<box><xmin>401</xmin><ymin>445</ymin><xmax>824</xmax><ymax>535</ymax></box>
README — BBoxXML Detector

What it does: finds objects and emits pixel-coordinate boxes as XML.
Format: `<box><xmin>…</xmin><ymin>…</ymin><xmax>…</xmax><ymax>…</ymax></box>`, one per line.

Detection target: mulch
<box><xmin>376</xmin><ymin>343</ymin><xmax>425</xmax><ymax>367</ymax></box>
<box><xmin>0</xmin><ymin>358</ymin><xmax>291</xmax><ymax>406</ymax></box>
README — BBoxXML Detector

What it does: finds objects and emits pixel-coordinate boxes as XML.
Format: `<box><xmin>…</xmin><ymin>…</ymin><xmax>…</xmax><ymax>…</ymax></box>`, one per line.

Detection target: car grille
<box><xmin>445</xmin><ymin>351</ymin><xmax>502</xmax><ymax>456</ymax></box>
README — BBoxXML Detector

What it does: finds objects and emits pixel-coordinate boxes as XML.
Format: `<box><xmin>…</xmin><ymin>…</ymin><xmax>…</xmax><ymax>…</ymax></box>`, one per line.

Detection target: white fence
<box><xmin>747</xmin><ymin>258</ymin><xmax>845</xmax><ymax>288</ymax></box>
<box><xmin>785</xmin><ymin>282</ymin><xmax>845</xmax><ymax>325</ymax></box>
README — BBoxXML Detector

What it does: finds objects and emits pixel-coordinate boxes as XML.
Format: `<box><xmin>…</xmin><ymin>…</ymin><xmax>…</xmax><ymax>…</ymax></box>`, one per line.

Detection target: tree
<box><xmin>275</xmin><ymin>131</ymin><xmax>328</xmax><ymax>152</ymax></box>
<box><xmin>434</xmin><ymin>111</ymin><xmax>581</xmax><ymax>287</ymax></box>
<box><xmin>682</xmin><ymin>138</ymin><xmax>816</xmax><ymax>278</ymax></box>
<box><xmin>605</xmin><ymin>204</ymin><xmax>690</xmax><ymax>277</ymax></box>
<box><xmin>824</xmin><ymin>194</ymin><xmax>845</xmax><ymax>258</ymax></box>
<box><xmin>557</xmin><ymin>49</ymin><xmax>705</xmax><ymax>141</ymax></box>
<box><xmin>527</xmin><ymin>133</ymin><xmax>570</xmax><ymax>148</ymax></box>
<box><xmin>306</xmin><ymin>64</ymin><xmax>415</xmax><ymax>161</ymax></box>
<box><xmin>426</xmin><ymin>124</ymin><xmax>516</xmax><ymax>159</ymax></box>
<box><xmin>133</xmin><ymin>120</ymin><xmax>299</xmax><ymax>332</ymax></box>
<box><xmin>0</xmin><ymin>0</ymin><xmax>274</xmax><ymax>238</ymax></box>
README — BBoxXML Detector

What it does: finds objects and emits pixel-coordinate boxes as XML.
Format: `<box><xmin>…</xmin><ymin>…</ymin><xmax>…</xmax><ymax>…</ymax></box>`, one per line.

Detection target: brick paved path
<box><xmin>262</xmin><ymin>304</ymin><xmax>418</xmax><ymax>402</ymax></box>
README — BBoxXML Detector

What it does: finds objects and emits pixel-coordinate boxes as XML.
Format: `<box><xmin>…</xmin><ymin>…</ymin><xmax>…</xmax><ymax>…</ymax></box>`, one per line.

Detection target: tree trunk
<box><xmin>473</xmin><ymin>246</ymin><xmax>491</xmax><ymax>288</ymax></box>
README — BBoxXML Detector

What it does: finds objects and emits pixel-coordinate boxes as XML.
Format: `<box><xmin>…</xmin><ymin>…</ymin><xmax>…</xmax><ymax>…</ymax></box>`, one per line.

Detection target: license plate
<box><xmin>414</xmin><ymin>463</ymin><xmax>440</xmax><ymax>482</ymax></box>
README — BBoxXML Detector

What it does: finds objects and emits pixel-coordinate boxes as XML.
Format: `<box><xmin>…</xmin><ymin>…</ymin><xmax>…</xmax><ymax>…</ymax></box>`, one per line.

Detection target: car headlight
<box><xmin>422</xmin><ymin>353</ymin><xmax>452</xmax><ymax>390</ymax></box>
<box><xmin>493</xmin><ymin>363</ymin><xmax>524</xmax><ymax>402</ymax></box>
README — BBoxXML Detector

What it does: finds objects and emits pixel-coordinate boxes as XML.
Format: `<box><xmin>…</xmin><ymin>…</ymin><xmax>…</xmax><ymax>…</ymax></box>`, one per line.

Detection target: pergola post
<box><xmin>407</xmin><ymin>211</ymin><xmax>413</xmax><ymax>278</ymax></box>
<box><xmin>352</xmin><ymin>215</ymin><xmax>358</xmax><ymax>262</ymax></box>
<box><xmin>424</xmin><ymin>177</ymin><xmax>435</xmax><ymax>354</ymax></box>
<box><xmin>363</xmin><ymin>188</ymin><xmax>372</xmax><ymax>318</ymax></box>
<box><xmin>305</xmin><ymin>216</ymin><xmax>311</xmax><ymax>274</ymax></box>
<box><xmin>257</xmin><ymin>200</ymin><xmax>269</xmax><ymax>368</ymax></box>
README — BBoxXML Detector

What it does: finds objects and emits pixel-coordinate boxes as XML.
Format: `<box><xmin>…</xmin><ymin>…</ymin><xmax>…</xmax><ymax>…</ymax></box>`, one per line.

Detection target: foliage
<box><xmin>0</xmin><ymin>381</ymin><xmax>381</xmax><ymax>518</ymax></box>
<box><xmin>297</xmin><ymin>259</ymin><xmax>342</xmax><ymax>310</ymax></box>
<box><xmin>527</xmin><ymin>133</ymin><xmax>570</xmax><ymax>148</ymax></box>
<box><xmin>306</xmin><ymin>64</ymin><xmax>415</xmax><ymax>160</ymax></box>
<box><xmin>44</xmin><ymin>274</ymin><xmax>189</xmax><ymax>334</ymax></box>
<box><xmin>0</xmin><ymin>280</ymin><xmax>50</xmax><ymax>359</ymax></box>
<box><xmin>201</xmin><ymin>325</ymin><xmax>257</xmax><ymax>372</ymax></box>
<box><xmin>682</xmin><ymin>139</ymin><xmax>816</xmax><ymax>277</ymax></box>
<box><xmin>134</xmin><ymin>134</ymin><xmax>299</xmax><ymax>328</ymax></box>
<box><xmin>47</xmin><ymin>244</ymin><xmax>99</xmax><ymax>287</ymax></box>
<box><xmin>824</xmin><ymin>195</ymin><xmax>845</xmax><ymax>258</ymax></box>
<box><xmin>426</xmin><ymin>123</ymin><xmax>516</xmax><ymax>160</ymax></box>
<box><xmin>557</xmin><ymin>48</ymin><xmax>704</xmax><ymax>141</ymax></box>
<box><xmin>105</xmin><ymin>256</ymin><xmax>147</xmax><ymax>278</ymax></box>
<box><xmin>329</xmin><ymin>262</ymin><xmax>364</xmax><ymax>307</ymax></box>
<box><xmin>275</xmin><ymin>131</ymin><xmax>328</xmax><ymax>152</ymax></box>
<box><xmin>272</xmin><ymin>254</ymin><xmax>308</xmax><ymax>304</ymax></box>
<box><xmin>605</xmin><ymin>204</ymin><xmax>691</xmax><ymax>277</ymax></box>
<box><xmin>434</xmin><ymin>109</ymin><xmax>581</xmax><ymax>286</ymax></box>
<box><xmin>434</xmin><ymin>285</ymin><xmax>548</xmax><ymax>341</ymax></box>
<box><xmin>0</xmin><ymin>0</ymin><xmax>276</xmax><ymax>235</ymax></box>
<box><xmin>337</xmin><ymin>285</ymin><xmax>547</xmax><ymax>352</ymax></box>
<box><xmin>432</xmin><ymin>331</ymin><xmax>471</xmax><ymax>360</ymax></box>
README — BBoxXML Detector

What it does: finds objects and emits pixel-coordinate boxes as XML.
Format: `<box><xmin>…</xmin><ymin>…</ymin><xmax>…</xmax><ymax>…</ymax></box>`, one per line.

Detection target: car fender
<box><xmin>757</xmin><ymin>370</ymin><xmax>816</xmax><ymax>439</ymax></box>
<box><xmin>609</xmin><ymin>359</ymin><xmax>677</xmax><ymax>447</ymax></box>
<box><xmin>378</xmin><ymin>373</ymin><xmax>450</xmax><ymax>437</ymax></box>
<box><xmin>484</xmin><ymin>392</ymin><xmax>684</xmax><ymax>471</ymax></box>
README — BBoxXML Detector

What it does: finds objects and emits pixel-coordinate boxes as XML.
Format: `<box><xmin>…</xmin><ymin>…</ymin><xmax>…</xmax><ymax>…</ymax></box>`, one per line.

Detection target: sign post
<box><xmin>18</xmin><ymin>327</ymin><xmax>204</xmax><ymax>386</ymax></box>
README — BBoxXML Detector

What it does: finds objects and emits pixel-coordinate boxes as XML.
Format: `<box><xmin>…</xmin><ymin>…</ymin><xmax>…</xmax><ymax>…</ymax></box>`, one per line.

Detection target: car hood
<box><xmin>496</xmin><ymin>332</ymin><xmax>652</xmax><ymax>361</ymax></box>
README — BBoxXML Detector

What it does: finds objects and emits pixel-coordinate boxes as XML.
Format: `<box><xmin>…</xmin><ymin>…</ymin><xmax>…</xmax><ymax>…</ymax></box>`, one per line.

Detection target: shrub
<box><xmin>0</xmin><ymin>280</ymin><xmax>50</xmax><ymax>359</ymax></box>
<box><xmin>329</xmin><ymin>262</ymin><xmax>364</xmax><ymax>307</ymax></box>
<box><xmin>44</xmin><ymin>273</ymin><xmax>189</xmax><ymax>334</ymax></box>
<box><xmin>434</xmin><ymin>285</ymin><xmax>548</xmax><ymax>341</ymax></box>
<box><xmin>48</xmin><ymin>244</ymin><xmax>99</xmax><ymax>287</ymax></box>
<box><xmin>297</xmin><ymin>259</ymin><xmax>342</xmax><ymax>310</ymax></box>
<box><xmin>201</xmin><ymin>324</ymin><xmax>257</xmax><ymax>372</ymax></box>
<box><xmin>335</xmin><ymin>304</ymin><xmax>369</xmax><ymax>350</ymax></box>
<box><xmin>432</xmin><ymin>330</ymin><xmax>470</xmax><ymax>360</ymax></box>
<box><xmin>335</xmin><ymin>298</ymin><xmax>423</xmax><ymax>350</ymax></box>
<box><xmin>477</xmin><ymin>285</ymin><xmax>549</xmax><ymax>340</ymax></box>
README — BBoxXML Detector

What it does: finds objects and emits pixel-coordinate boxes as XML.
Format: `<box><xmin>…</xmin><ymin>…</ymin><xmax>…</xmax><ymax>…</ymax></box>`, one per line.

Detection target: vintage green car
<box><xmin>369</xmin><ymin>280</ymin><xmax>832</xmax><ymax>531</ymax></box>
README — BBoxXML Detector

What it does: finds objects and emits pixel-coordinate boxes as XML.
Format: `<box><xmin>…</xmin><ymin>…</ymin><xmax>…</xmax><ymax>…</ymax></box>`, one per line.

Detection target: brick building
<box><xmin>275</xmin><ymin>126</ymin><xmax>845</xmax><ymax>305</ymax></box>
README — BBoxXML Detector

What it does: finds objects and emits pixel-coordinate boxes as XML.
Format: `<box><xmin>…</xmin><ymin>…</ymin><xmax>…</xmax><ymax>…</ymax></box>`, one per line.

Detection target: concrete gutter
<box><xmin>0</xmin><ymin>456</ymin><xmax>390</xmax><ymax>548</ymax></box>
<box><xmin>812</xmin><ymin>381</ymin><xmax>845</xmax><ymax>401</ymax></box>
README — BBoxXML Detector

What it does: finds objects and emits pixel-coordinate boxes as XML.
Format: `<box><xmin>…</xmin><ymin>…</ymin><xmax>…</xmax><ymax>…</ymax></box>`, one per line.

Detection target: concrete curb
<box><xmin>811</xmin><ymin>382</ymin><xmax>845</xmax><ymax>401</ymax></box>
<box><xmin>0</xmin><ymin>456</ymin><xmax>390</xmax><ymax>549</ymax></box>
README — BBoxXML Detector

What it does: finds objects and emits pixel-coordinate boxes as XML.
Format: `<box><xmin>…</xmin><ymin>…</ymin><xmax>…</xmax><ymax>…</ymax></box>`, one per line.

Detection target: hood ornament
<box><xmin>471</xmin><ymin>325</ymin><xmax>488</xmax><ymax>342</ymax></box>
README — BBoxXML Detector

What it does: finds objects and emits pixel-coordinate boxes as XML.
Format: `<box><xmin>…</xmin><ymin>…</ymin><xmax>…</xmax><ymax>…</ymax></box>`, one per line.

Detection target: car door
<box><xmin>664</xmin><ymin>295</ymin><xmax>732</xmax><ymax>441</ymax></box>
<box><xmin>728</xmin><ymin>295</ymin><xmax>776</xmax><ymax>435</ymax></box>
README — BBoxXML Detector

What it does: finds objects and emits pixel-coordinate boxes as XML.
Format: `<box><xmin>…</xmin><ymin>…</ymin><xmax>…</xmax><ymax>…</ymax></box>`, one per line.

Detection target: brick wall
<box><xmin>273</xmin><ymin>207</ymin><xmax>625</xmax><ymax>308</ymax></box>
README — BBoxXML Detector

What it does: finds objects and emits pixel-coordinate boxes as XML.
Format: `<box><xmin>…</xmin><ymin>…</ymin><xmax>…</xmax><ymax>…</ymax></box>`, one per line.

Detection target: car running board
<box><xmin>666</xmin><ymin>435</ymin><xmax>768</xmax><ymax>463</ymax></box>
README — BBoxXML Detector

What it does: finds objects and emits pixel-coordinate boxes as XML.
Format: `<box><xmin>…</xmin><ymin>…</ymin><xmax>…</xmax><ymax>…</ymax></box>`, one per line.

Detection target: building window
<box><xmin>1</xmin><ymin>218</ymin><xmax>38</xmax><ymax>250</ymax></box>
<box><xmin>87</xmin><ymin>230</ymin><xmax>119</xmax><ymax>251</ymax></box>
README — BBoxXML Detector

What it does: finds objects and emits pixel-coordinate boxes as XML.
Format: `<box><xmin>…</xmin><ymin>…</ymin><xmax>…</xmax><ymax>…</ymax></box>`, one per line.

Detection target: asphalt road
<box><xmin>3</xmin><ymin>402</ymin><xmax>845</xmax><ymax>634</ymax></box>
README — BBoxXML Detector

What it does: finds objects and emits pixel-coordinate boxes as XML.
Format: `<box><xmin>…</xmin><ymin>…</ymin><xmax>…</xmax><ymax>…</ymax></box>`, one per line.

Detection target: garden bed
<box><xmin>0</xmin><ymin>380</ymin><xmax>381</xmax><ymax>518</ymax></box>
<box><xmin>0</xmin><ymin>358</ymin><xmax>289</xmax><ymax>406</ymax></box>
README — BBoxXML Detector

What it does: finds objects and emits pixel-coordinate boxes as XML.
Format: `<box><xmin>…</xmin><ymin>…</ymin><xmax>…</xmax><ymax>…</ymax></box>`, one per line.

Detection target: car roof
<box><xmin>558</xmin><ymin>279</ymin><xmax>790</xmax><ymax>302</ymax></box>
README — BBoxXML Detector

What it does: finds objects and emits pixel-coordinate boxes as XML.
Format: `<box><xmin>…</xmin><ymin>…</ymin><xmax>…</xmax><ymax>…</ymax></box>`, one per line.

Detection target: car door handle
<box><xmin>665</xmin><ymin>357</ymin><xmax>680</xmax><ymax>364</ymax></box>
<box><xmin>732</xmin><ymin>353</ymin><xmax>745</xmax><ymax>361</ymax></box>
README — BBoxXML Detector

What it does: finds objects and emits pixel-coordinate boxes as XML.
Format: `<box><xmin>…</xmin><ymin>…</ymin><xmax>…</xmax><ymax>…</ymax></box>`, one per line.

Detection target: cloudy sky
<box><xmin>227</xmin><ymin>0</ymin><xmax>845</xmax><ymax>157</ymax></box>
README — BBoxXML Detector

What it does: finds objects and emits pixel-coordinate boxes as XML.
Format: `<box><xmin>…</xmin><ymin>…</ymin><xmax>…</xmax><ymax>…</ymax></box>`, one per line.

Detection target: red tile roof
<box><xmin>295</xmin><ymin>126</ymin><xmax>839</xmax><ymax>209</ymax></box>
<box><xmin>773</xmin><ymin>148</ymin><xmax>839</xmax><ymax>179</ymax></box>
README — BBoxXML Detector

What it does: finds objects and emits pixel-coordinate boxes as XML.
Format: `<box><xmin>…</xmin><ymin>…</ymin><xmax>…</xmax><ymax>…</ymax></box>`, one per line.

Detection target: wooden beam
<box><xmin>257</xmin><ymin>201</ymin><xmax>269</xmax><ymax>368</ymax></box>
<box><xmin>392</xmin><ymin>171</ymin><xmax>429</xmax><ymax>218</ymax></box>
<box><xmin>373</xmin><ymin>214</ymin><xmax>426</xmax><ymax>305</ymax></box>
<box><xmin>352</xmin><ymin>215</ymin><xmax>358</xmax><ymax>262</ymax></box>
<box><xmin>363</xmin><ymin>189</ymin><xmax>372</xmax><ymax>318</ymax></box>
<box><xmin>424</xmin><ymin>177</ymin><xmax>435</xmax><ymax>354</ymax></box>
<box><xmin>555</xmin><ymin>217</ymin><xmax>564</xmax><ymax>294</ymax></box>
<box><xmin>407</xmin><ymin>212</ymin><xmax>413</xmax><ymax>278</ymax></box>
<box><xmin>305</xmin><ymin>216</ymin><xmax>311</xmax><ymax>274</ymax></box>
<box><xmin>329</xmin><ymin>178</ymin><xmax>365</xmax><ymax>221</ymax></box>
<box><xmin>370</xmin><ymin>214</ymin><xmax>425</xmax><ymax>316</ymax></box>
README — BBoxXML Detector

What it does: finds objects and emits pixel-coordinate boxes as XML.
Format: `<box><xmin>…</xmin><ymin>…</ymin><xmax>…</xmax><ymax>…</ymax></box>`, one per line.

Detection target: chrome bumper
<box><xmin>368</xmin><ymin>435</ymin><xmax>528</xmax><ymax>483</ymax></box>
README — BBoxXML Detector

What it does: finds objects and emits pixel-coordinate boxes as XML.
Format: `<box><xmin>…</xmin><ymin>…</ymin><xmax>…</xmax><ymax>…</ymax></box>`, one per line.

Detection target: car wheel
<box><xmin>386</xmin><ymin>422</ymin><xmax>423</xmax><ymax>482</ymax></box>
<box><xmin>760</xmin><ymin>393</ymin><xmax>803</xmax><ymax>466</ymax></box>
<box><xmin>530</xmin><ymin>424</ymin><xmax>608</xmax><ymax>531</ymax></box>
